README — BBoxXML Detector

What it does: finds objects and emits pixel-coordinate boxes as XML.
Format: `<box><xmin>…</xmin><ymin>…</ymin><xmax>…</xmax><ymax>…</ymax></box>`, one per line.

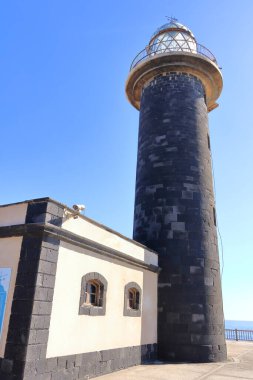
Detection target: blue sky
<box><xmin>1</xmin><ymin>0</ymin><xmax>252</xmax><ymax>321</ymax></box>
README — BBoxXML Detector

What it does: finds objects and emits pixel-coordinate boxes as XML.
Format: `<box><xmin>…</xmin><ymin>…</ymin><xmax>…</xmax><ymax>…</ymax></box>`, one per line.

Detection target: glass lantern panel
<box><xmin>151</xmin><ymin>31</ymin><xmax>196</xmax><ymax>55</ymax></box>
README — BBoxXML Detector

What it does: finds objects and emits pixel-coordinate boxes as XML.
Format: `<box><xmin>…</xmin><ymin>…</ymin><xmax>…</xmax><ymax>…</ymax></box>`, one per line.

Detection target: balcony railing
<box><xmin>130</xmin><ymin>41</ymin><xmax>217</xmax><ymax>70</ymax></box>
<box><xmin>225</xmin><ymin>329</ymin><xmax>253</xmax><ymax>342</ymax></box>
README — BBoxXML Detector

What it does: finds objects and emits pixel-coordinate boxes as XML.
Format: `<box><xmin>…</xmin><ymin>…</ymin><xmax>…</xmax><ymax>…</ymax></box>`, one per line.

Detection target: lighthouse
<box><xmin>126</xmin><ymin>18</ymin><xmax>227</xmax><ymax>362</ymax></box>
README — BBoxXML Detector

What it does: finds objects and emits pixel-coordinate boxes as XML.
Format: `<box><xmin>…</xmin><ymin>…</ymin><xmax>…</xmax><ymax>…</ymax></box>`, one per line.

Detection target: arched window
<box><xmin>128</xmin><ymin>287</ymin><xmax>140</xmax><ymax>310</ymax></box>
<box><xmin>124</xmin><ymin>282</ymin><xmax>142</xmax><ymax>317</ymax></box>
<box><xmin>85</xmin><ymin>279</ymin><xmax>104</xmax><ymax>307</ymax></box>
<box><xmin>79</xmin><ymin>273</ymin><xmax>107</xmax><ymax>316</ymax></box>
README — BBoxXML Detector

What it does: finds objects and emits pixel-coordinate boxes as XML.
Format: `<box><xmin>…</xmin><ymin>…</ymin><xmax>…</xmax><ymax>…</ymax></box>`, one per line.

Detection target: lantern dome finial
<box><xmin>126</xmin><ymin>18</ymin><xmax>222</xmax><ymax>113</ymax></box>
<box><xmin>149</xmin><ymin>18</ymin><xmax>196</xmax><ymax>53</ymax></box>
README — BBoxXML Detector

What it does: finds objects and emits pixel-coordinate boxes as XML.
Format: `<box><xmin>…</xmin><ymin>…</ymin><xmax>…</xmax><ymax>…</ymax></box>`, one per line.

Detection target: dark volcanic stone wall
<box><xmin>133</xmin><ymin>72</ymin><xmax>226</xmax><ymax>362</ymax></box>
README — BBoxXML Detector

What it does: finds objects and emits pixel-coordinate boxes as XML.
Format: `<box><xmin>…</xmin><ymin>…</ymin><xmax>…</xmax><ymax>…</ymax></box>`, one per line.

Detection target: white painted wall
<box><xmin>0</xmin><ymin>204</ymin><xmax>27</xmax><ymax>227</ymax></box>
<box><xmin>0</xmin><ymin>237</ymin><xmax>23</xmax><ymax>357</ymax></box>
<box><xmin>46</xmin><ymin>241</ymin><xmax>157</xmax><ymax>358</ymax></box>
<box><xmin>62</xmin><ymin>215</ymin><xmax>158</xmax><ymax>266</ymax></box>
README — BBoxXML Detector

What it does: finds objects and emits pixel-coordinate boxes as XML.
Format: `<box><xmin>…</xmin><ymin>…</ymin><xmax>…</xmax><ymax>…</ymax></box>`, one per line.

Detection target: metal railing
<box><xmin>130</xmin><ymin>41</ymin><xmax>217</xmax><ymax>70</ymax></box>
<box><xmin>225</xmin><ymin>329</ymin><xmax>253</xmax><ymax>341</ymax></box>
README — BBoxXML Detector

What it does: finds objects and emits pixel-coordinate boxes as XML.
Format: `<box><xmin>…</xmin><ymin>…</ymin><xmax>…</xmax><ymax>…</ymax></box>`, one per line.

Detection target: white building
<box><xmin>0</xmin><ymin>197</ymin><xmax>158</xmax><ymax>379</ymax></box>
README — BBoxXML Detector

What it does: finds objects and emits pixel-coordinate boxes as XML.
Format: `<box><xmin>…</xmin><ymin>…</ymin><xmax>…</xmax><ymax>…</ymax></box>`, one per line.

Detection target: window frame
<box><xmin>124</xmin><ymin>282</ymin><xmax>142</xmax><ymax>317</ymax></box>
<box><xmin>79</xmin><ymin>273</ymin><xmax>107</xmax><ymax>316</ymax></box>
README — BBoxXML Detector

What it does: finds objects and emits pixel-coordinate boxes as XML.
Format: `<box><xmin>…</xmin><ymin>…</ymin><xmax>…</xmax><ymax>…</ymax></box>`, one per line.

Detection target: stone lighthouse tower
<box><xmin>126</xmin><ymin>19</ymin><xmax>227</xmax><ymax>362</ymax></box>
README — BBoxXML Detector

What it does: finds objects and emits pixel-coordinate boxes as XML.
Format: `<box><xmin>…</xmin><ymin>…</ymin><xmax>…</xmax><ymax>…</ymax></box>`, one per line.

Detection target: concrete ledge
<box><xmin>0</xmin><ymin>197</ymin><xmax>158</xmax><ymax>257</ymax></box>
<box><xmin>0</xmin><ymin>223</ymin><xmax>159</xmax><ymax>273</ymax></box>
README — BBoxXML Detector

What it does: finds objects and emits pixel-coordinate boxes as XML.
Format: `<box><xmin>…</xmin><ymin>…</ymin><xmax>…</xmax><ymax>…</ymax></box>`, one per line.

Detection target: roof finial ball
<box><xmin>126</xmin><ymin>19</ymin><xmax>226</xmax><ymax>363</ymax></box>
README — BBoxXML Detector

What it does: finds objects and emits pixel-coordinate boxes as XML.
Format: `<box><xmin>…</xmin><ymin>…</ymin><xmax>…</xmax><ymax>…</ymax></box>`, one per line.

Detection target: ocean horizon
<box><xmin>225</xmin><ymin>320</ymin><xmax>253</xmax><ymax>330</ymax></box>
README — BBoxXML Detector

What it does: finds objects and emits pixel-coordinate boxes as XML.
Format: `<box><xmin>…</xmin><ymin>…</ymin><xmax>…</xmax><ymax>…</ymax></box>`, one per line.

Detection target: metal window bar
<box><xmin>225</xmin><ymin>329</ymin><xmax>253</xmax><ymax>341</ymax></box>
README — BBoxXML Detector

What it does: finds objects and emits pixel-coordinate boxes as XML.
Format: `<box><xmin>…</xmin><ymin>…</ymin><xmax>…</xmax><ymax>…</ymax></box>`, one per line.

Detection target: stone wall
<box><xmin>133</xmin><ymin>72</ymin><xmax>226</xmax><ymax>362</ymax></box>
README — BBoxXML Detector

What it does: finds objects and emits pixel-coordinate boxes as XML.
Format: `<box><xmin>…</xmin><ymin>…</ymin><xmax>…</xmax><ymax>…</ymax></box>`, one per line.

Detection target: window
<box><xmin>128</xmin><ymin>287</ymin><xmax>139</xmax><ymax>310</ymax></box>
<box><xmin>207</xmin><ymin>134</ymin><xmax>211</xmax><ymax>150</ymax></box>
<box><xmin>85</xmin><ymin>280</ymin><xmax>104</xmax><ymax>307</ymax></box>
<box><xmin>213</xmin><ymin>207</ymin><xmax>217</xmax><ymax>226</ymax></box>
<box><xmin>79</xmin><ymin>273</ymin><xmax>107</xmax><ymax>316</ymax></box>
<box><xmin>124</xmin><ymin>282</ymin><xmax>142</xmax><ymax>317</ymax></box>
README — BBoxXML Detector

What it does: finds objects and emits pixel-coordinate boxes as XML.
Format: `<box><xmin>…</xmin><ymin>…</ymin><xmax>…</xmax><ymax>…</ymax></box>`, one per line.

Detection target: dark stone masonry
<box><xmin>133</xmin><ymin>72</ymin><xmax>227</xmax><ymax>362</ymax></box>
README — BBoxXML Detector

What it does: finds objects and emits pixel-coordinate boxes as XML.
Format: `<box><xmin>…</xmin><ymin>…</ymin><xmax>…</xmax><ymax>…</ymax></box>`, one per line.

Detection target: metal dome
<box><xmin>151</xmin><ymin>19</ymin><xmax>195</xmax><ymax>40</ymax></box>
<box><xmin>149</xmin><ymin>18</ymin><xmax>197</xmax><ymax>55</ymax></box>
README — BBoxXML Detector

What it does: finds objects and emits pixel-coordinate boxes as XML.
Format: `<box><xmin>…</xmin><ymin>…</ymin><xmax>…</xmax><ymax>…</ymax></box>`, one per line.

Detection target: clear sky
<box><xmin>1</xmin><ymin>0</ymin><xmax>252</xmax><ymax>321</ymax></box>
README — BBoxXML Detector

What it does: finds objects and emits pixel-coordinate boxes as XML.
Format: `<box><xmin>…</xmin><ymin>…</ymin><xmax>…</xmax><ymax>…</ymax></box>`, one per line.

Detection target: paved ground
<box><xmin>98</xmin><ymin>341</ymin><xmax>253</xmax><ymax>379</ymax></box>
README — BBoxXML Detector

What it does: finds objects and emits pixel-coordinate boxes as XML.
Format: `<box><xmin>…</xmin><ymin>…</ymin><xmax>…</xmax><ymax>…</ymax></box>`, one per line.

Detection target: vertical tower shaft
<box><xmin>126</xmin><ymin>19</ymin><xmax>227</xmax><ymax>362</ymax></box>
<box><xmin>133</xmin><ymin>72</ymin><xmax>226</xmax><ymax>362</ymax></box>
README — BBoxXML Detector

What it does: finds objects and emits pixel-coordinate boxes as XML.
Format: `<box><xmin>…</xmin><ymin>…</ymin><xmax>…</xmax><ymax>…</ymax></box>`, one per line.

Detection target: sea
<box><xmin>225</xmin><ymin>320</ymin><xmax>253</xmax><ymax>330</ymax></box>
